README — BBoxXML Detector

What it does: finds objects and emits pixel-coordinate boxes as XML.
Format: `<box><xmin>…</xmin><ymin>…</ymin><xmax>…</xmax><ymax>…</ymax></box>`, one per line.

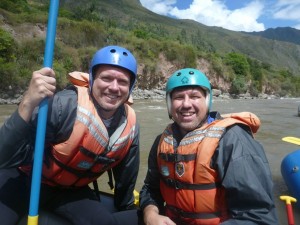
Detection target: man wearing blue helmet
<box><xmin>139</xmin><ymin>68</ymin><xmax>279</xmax><ymax>225</ymax></box>
<box><xmin>0</xmin><ymin>46</ymin><xmax>140</xmax><ymax>225</ymax></box>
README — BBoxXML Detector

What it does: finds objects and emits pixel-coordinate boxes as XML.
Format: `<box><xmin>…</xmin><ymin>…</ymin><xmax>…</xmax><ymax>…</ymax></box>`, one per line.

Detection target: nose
<box><xmin>182</xmin><ymin>95</ymin><xmax>192</xmax><ymax>108</ymax></box>
<box><xmin>109</xmin><ymin>79</ymin><xmax>119</xmax><ymax>91</ymax></box>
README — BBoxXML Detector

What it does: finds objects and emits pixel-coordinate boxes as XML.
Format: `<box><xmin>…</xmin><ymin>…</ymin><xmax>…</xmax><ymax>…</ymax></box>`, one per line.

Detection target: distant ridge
<box><xmin>244</xmin><ymin>27</ymin><xmax>300</xmax><ymax>46</ymax></box>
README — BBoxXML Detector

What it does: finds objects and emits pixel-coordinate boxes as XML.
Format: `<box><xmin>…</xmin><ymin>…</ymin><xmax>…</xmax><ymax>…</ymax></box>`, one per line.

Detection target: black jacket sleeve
<box><xmin>0</xmin><ymin>110</ymin><xmax>34</xmax><ymax>168</ymax></box>
<box><xmin>139</xmin><ymin>134</ymin><xmax>165</xmax><ymax>212</ymax></box>
<box><xmin>216</xmin><ymin>125</ymin><xmax>279</xmax><ymax>225</ymax></box>
<box><xmin>112</xmin><ymin>123</ymin><xmax>140</xmax><ymax>211</ymax></box>
<box><xmin>0</xmin><ymin>89</ymin><xmax>77</xmax><ymax>168</ymax></box>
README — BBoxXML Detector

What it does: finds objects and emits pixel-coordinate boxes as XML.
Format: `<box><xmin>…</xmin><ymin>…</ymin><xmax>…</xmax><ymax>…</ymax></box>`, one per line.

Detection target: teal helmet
<box><xmin>89</xmin><ymin>46</ymin><xmax>137</xmax><ymax>95</ymax></box>
<box><xmin>166</xmin><ymin>68</ymin><xmax>212</xmax><ymax>117</ymax></box>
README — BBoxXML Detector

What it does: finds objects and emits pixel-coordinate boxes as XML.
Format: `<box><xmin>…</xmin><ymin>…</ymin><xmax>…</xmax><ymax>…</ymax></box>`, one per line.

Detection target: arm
<box><xmin>143</xmin><ymin>205</ymin><xmax>175</xmax><ymax>225</ymax></box>
<box><xmin>0</xmin><ymin>68</ymin><xmax>56</xmax><ymax>168</ymax></box>
<box><xmin>139</xmin><ymin>135</ymin><xmax>175</xmax><ymax>225</ymax></box>
<box><xmin>0</xmin><ymin>68</ymin><xmax>77</xmax><ymax>168</ymax></box>
<box><xmin>216</xmin><ymin>125</ymin><xmax>279</xmax><ymax>225</ymax></box>
<box><xmin>112</xmin><ymin>123</ymin><xmax>140</xmax><ymax>211</ymax></box>
<box><xmin>0</xmin><ymin>110</ymin><xmax>35</xmax><ymax>168</ymax></box>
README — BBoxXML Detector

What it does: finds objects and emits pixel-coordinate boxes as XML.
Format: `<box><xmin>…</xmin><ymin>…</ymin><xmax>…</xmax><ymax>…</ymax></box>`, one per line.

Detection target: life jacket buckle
<box><xmin>166</xmin><ymin>178</ymin><xmax>180</xmax><ymax>189</ymax></box>
<box><xmin>94</xmin><ymin>155</ymin><xmax>115</xmax><ymax>164</ymax></box>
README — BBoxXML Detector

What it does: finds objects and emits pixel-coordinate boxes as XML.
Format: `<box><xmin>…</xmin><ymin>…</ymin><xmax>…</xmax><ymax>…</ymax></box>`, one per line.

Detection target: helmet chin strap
<box><xmin>196</xmin><ymin>112</ymin><xmax>209</xmax><ymax>129</ymax></box>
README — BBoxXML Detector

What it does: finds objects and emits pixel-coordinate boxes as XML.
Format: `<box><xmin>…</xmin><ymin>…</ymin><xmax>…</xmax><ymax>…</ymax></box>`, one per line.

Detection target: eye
<box><xmin>191</xmin><ymin>94</ymin><xmax>201</xmax><ymax>99</ymax></box>
<box><xmin>172</xmin><ymin>94</ymin><xmax>184</xmax><ymax>100</ymax></box>
<box><xmin>118</xmin><ymin>79</ymin><xmax>130</xmax><ymax>86</ymax></box>
<box><xmin>101</xmin><ymin>76</ymin><xmax>112</xmax><ymax>82</ymax></box>
<box><xmin>174</xmin><ymin>96</ymin><xmax>183</xmax><ymax>100</ymax></box>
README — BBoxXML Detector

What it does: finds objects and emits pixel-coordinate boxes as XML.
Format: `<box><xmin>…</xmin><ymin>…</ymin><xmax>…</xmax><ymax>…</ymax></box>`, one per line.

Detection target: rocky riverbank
<box><xmin>131</xmin><ymin>88</ymin><xmax>280</xmax><ymax>101</ymax></box>
<box><xmin>0</xmin><ymin>88</ymin><xmax>281</xmax><ymax>105</ymax></box>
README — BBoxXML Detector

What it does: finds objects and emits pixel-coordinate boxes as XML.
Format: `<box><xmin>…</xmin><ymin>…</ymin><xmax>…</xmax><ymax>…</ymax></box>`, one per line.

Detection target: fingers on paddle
<box><xmin>32</xmin><ymin>68</ymin><xmax>56</xmax><ymax>98</ymax></box>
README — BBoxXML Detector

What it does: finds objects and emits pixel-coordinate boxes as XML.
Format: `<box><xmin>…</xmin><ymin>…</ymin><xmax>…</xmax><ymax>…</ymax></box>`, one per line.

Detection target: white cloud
<box><xmin>139</xmin><ymin>0</ymin><xmax>176</xmax><ymax>15</ymax></box>
<box><xmin>171</xmin><ymin>0</ymin><xmax>265</xmax><ymax>31</ymax></box>
<box><xmin>273</xmin><ymin>1</ymin><xmax>300</xmax><ymax>21</ymax></box>
<box><xmin>140</xmin><ymin>0</ymin><xmax>266</xmax><ymax>32</ymax></box>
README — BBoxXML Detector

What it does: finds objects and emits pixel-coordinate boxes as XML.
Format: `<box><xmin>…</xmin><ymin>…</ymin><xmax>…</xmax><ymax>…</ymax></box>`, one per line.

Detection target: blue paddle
<box><xmin>27</xmin><ymin>1</ymin><xmax>59</xmax><ymax>224</ymax></box>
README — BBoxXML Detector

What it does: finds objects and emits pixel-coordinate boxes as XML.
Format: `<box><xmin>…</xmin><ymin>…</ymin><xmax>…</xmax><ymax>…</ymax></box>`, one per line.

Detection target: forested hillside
<box><xmin>0</xmin><ymin>0</ymin><xmax>300</xmax><ymax>97</ymax></box>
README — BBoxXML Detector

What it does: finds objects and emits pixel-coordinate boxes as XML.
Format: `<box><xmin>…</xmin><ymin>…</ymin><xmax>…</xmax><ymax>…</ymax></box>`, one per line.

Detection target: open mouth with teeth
<box><xmin>179</xmin><ymin>112</ymin><xmax>195</xmax><ymax>121</ymax></box>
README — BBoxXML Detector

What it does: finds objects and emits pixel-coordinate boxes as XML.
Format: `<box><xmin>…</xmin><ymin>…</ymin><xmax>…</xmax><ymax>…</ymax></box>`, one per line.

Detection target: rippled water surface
<box><xmin>1</xmin><ymin>98</ymin><xmax>300</xmax><ymax>224</ymax></box>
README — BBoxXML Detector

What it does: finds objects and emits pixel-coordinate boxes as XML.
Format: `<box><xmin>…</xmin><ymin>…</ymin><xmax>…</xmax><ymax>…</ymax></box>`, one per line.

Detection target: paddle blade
<box><xmin>282</xmin><ymin>137</ymin><xmax>300</xmax><ymax>146</ymax></box>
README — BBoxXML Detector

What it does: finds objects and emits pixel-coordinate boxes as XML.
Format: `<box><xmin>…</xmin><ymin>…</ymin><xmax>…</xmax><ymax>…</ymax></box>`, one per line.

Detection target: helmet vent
<box><xmin>110</xmin><ymin>49</ymin><xmax>116</xmax><ymax>53</ymax></box>
<box><xmin>189</xmin><ymin>71</ymin><xmax>194</xmax><ymax>75</ymax></box>
<box><xmin>176</xmin><ymin>72</ymin><xmax>181</xmax><ymax>76</ymax></box>
<box><xmin>123</xmin><ymin>52</ymin><xmax>128</xmax><ymax>56</ymax></box>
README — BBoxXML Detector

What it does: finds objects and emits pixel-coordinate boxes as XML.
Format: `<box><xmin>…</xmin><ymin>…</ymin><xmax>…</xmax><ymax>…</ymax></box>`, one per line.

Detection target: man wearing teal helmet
<box><xmin>0</xmin><ymin>46</ymin><xmax>140</xmax><ymax>225</ymax></box>
<box><xmin>165</xmin><ymin>68</ymin><xmax>212</xmax><ymax>125</ymax></box>
<box><xmin>139</xmin><ymin>68</ymin><xmax>278</xmax><ymax>225</ymax></box>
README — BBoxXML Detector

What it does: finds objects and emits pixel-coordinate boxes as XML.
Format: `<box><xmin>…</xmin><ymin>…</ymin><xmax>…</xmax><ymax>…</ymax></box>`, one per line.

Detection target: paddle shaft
<box><xmin>27</xmin><ymin>1</ymin><xmax>59</xmax><ymax>224</ymax></box>
<box><xmin>286</xmin><ymin>204</ymin><xmax>295</xmax><ymax>225</ymax></box>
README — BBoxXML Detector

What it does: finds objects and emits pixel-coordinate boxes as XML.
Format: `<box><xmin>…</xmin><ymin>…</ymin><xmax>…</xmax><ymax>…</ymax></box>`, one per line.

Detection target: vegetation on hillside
<box><xmin>0</xmin><ymin>0</ymin><xmax>300</xmax><ymax>97</ymax></box>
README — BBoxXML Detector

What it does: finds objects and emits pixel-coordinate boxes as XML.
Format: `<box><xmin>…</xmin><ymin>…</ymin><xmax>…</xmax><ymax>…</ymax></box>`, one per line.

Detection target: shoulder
<box><xmin>220</xmin><ymin>124</ymin><xmax>266</xmax><ymax>160</ymax></box>
<box><xmin>54</xmin><ymin>85</ymin><xmax>78</xmax><ymax>100</ymax></box>
<box><xmin>213</xmin><ymin>124</ymin><xmax>268</xmax><ymax>175</ymax></box>
<box><xmin>225</xmin><ymin>123</ymin><xmax>253</xmax><ymax>138</ymax></box>
<box><xmin>50</xmin><ymin>87</ymin><xmax>78</xmax><ymax>110</ymax></box>
<box><xmin>221</xmin><ymin>124</ymin><xmax>254</xmax><ymax>149</ymax></box>
<box><xmin>222</xmin><ymin>124</ymin><xmax>255</xmax><ymax>142</ymax></box>
<box><xmin>47</xmin><ymin>87</ymin><xmax>78</xmax><ymax>128</ymax></box>
<box><xmin>152</xmin><ymin>134</ymin><xmax>163</xmax><ymax>150</ymax></box>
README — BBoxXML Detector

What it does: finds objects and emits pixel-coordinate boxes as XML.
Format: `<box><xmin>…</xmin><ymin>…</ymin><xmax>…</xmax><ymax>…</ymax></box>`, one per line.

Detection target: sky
<box><xmin>139</xmin><ymin>0</ymin><xmax>300</xmax><ymax>32</ymax></box>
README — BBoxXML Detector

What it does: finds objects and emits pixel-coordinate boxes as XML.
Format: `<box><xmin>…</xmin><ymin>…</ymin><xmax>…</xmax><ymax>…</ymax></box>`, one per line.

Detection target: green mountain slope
<box><xmin>56</xmin><ymin>0</ymin><xmax>300</xmax><ymax>74</ymax></box>
<box><xmin>0</xmin><ymin>0</ymin><xmax>300</xmax><ymax>97</ymax></box>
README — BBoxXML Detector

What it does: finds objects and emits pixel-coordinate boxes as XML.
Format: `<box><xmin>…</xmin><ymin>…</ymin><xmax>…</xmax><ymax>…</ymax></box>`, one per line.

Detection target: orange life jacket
<box><xmin>157</xmin><ymin>112</ymin><xmax>260</xmax><ymax>225</ymax></box>
<box><xmin>20</xmin><ymin>72</ymin><xmax>136</xmax><ymax>187</ymax></box>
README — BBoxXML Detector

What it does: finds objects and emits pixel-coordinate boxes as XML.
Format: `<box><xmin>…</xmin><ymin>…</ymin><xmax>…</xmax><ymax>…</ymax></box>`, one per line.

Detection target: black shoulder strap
<box><xmin>107</xmin><ymin>169</ymin><xmax>114</xmax><ymax>190</ymax></box>
<box><xmin>92</xmin><ymin>180</ymin><xmax>100</xmax><ymax>201</ymax></box>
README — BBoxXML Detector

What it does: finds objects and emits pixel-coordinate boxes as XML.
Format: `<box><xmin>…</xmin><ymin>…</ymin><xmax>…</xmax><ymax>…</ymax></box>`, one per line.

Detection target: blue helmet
<box><xmin>166</xmin><ymin>68</ymin><xmax>212</xmax><ymax>117</ymax></box>
<box><xmin>89</xmin><ymin>46</ymin><xmax>137</xmax><ymax>94</ymax></box>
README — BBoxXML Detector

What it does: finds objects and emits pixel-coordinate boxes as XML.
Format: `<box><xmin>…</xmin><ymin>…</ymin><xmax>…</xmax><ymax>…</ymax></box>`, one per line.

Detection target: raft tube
<box><xmin>281</xmin><ymin>149</ymin><xmax>300</xmax><ymax>208</ymax></box>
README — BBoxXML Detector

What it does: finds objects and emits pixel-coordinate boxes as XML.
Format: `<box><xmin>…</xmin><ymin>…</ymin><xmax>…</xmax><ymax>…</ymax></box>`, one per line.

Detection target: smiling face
<box><xmin>92</xmin><ymin>65</ymin><xmax>131</xmax><ymax>119</ymax></box>
<box><xmin>170</xmin><ymin>86</ymin><xmax>208</xmax><ymax>136</ymax></box>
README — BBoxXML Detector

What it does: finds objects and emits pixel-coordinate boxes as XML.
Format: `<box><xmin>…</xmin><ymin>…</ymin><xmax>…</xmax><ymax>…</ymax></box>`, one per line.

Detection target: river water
<box><xmin>1</xmin><ymin>98</ymin><xmax>300</xmax><ymax>224</ymax></box>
